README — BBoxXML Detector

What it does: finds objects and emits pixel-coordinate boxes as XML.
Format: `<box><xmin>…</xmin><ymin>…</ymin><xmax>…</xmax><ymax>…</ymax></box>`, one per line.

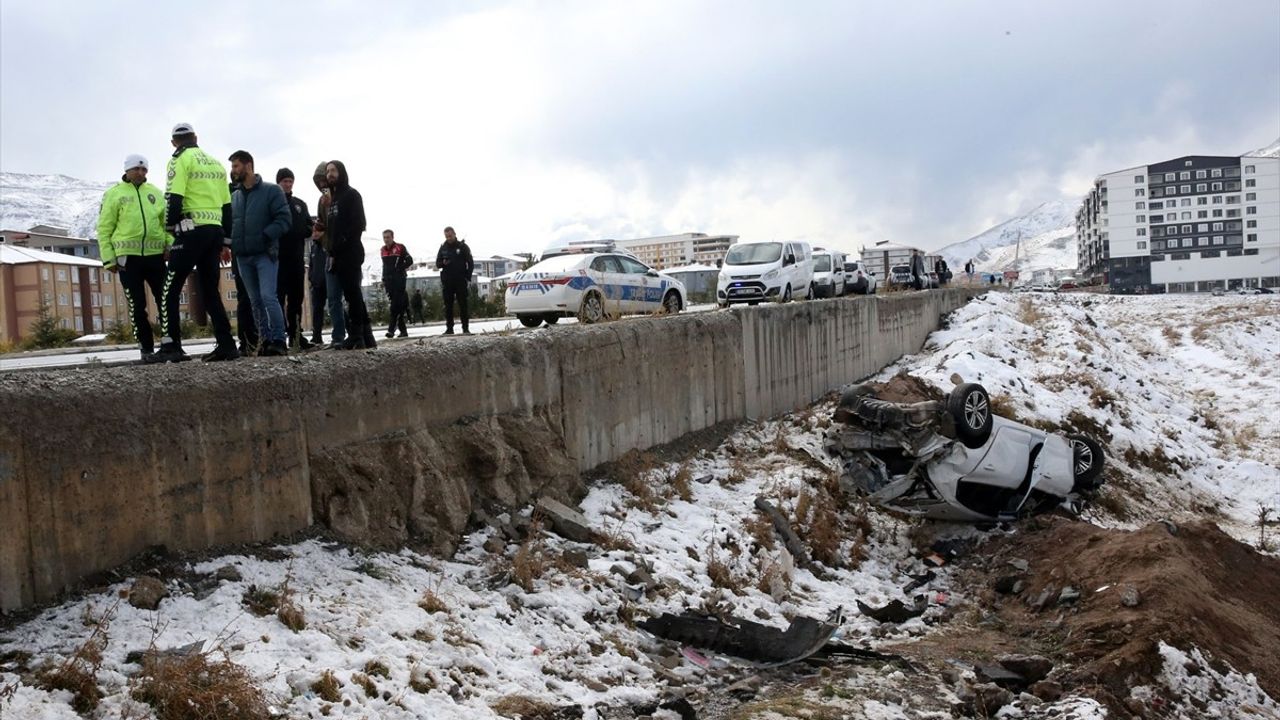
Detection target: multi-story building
<box><xmin>0</xmin><ymin>225</ymin><xmax>99</xmax><ymax>259</ymax></box>
<box><xmin>473</xmin><ymin>254</ymin><xmax>525</xmax><ymax>279</ymax></box>
<box><xmin>0</xmin><ymin>244</ymin><xmax>130</xmax><ymax>343</ymax></box>
<box><xmin>1077</xmin><ymin>153</ymin><xmax>1279</xmax><ymax>292</ymax></box>
<box><xmin>615</xmin><ymin>233</ymin><xmax>738</xmax><ymax>269</ymax></box>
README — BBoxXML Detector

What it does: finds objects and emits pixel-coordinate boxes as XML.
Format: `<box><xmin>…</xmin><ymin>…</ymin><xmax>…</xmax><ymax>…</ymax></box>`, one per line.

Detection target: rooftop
<box><xmin>0</xmin><ymin>244</ymin><xmax>103</xmax><ymax>267</ymax></box>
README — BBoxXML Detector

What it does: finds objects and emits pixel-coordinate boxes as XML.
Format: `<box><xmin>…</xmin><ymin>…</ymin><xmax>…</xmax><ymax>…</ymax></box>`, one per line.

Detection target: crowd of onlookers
<box><xmin>95</xmin><ymin>123</ymin><xmax>476</xmax><ymax>363</ymax></box>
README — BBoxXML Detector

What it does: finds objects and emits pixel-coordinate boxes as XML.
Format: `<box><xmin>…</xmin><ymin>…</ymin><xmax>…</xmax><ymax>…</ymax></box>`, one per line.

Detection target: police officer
<box><xmin>153</xmin><ymin>122</ymin><xmax>238</xmax><ymax>362</ymax></box>
<box><xmin>96</xmin><ymin>154</ymin><xmax>171</xmax><ymax>360</ymax></box>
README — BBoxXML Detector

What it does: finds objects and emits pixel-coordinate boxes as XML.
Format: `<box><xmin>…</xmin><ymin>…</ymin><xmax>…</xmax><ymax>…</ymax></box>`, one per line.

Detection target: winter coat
<box><xmin>911</xmin><ymin>254</ymin><xmax>926</xmax><ymax>278</ymax></box>
<box><xmin>324</xmin><ymin>160</ymin><xmax>366</xmax><ymax>265</ymax></box>
<box><xmin>381</xmin><ymin>242</ymin><xmax>413</xmax><ymax>280</ymax></box>
<box><xmin>280</xmin><ymin>193</ymin><xmax>313</xmax><ymax>261</ymax></box>
<box><xmin>96</xmin><ymin>179</ymin><xmax>172</xmax><ymax>268</ymax></box>
<box><xmin>436</xmin><ymin>240</ymin><xmax>473</xmax><ymax>284</ymax></box>
<box><xmin>309</xmin><ymin>240</ymin><xmax>329</xmax><ymax>286</ymax></box>
<box><xmin>230</xmin><ymin>175</ymin><xmax>292</xmax><ymax>258</ymax></box>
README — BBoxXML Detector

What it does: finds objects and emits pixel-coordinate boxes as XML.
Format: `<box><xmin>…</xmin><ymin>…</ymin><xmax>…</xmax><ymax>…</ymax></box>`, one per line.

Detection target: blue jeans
<box><xmin>238</xmin><ymin>253</ymin><xmax>286</xmax><ymax>344</ymax></box>
<box><xmin>326</xmin><ymin>269</ymin><xmax>346</xmax><ymax>342</ymax></box>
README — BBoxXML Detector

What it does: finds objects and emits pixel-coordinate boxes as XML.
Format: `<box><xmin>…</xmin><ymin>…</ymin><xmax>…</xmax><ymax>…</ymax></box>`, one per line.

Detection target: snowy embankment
<box><xmin>2</xmin><ymin>291</ymin><xmax>1276</xmax><ymax>720</ymax></box>
<box><xmin>892</xmin><ymin>291</ymin><xmax>1280</xmax><ymax>540</ymax></box>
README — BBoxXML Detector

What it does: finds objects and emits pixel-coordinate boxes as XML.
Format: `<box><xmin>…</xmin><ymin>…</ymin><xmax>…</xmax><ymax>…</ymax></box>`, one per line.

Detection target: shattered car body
<box><xmin>824</xmin><ymin>382</ymin><xmax>1105</xmax><ymax>522</ymax></box>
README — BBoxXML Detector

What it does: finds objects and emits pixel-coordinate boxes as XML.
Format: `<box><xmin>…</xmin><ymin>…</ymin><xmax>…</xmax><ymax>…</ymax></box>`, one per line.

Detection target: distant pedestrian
<box><xmin>96</xmin><ymin>154</ymin><xmax>170</xmax><ymax>360</ymax></box>
<box><xmin>410</xmin><ymin>288</ymin><xmax>425</xmax><ymax>324</ymax></box>
<box><xmin>380</xmin><ymin>229</ymin><xmax>413</xmax><ymax>338</ymax></box>
<box><xmin>436</xmin><ymin>226</ymin><xmax>473</xmax><ymax>335</ymax></box>
<box><xmin>276</xmin><ymin>168</ymin><xmax>313</xmax><ymax>349</ymax></box>
<box><xmin>964</xmin><ymin>259</ymin><xmax>975</xmax><ymax>285</ymax></box>
<box><xmin>309</xmin><ymin>162</ymin><xmax>346</xmax><ymax>348</ymax></box>
<box><xmin>228</xmin><ymin>150</ymin><xmax>292</xmax><ymax>356</ymax></box>
<box><xmin>324</xmin><ymin>160</ymin><xmax>376</xmax><ymax>349</ymax></box>
<box><xmin>154</xmin><ymin>123</ymin><xmax>237</xmax><ymax>363</ymax></box>
<box><xmin>910</xmin><ymin>249</ymin><xmax>927</xmax><ymax>291</ymax></box>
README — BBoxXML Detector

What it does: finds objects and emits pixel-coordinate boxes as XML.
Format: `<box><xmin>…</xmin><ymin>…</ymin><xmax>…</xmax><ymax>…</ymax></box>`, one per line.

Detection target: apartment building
<box><xmin>0</xmin><ymin>225</ymin><xmax>99</xmax><ymax>259</ymax></box>
<box><xmin>0</xmin><ymin>244</ymin><xmax>130</xmax><ymax>343</ymax></box>
<box><xmin>615</xmin><ymin>233</ymin><xmax>738</xmax><ymax>269</ymax></box>
<box><xmin>1076</xmin><ymin>154</ymin><xmax>1280</xmax><ymax>292</ymax></box>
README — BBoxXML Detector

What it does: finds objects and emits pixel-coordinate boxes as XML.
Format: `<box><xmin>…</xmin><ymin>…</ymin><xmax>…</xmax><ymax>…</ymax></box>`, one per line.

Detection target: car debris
<box><xmin>824</xmin><ymin>380</ymin><xmax>1106</xmax><ymax>522</ymax></box>
<box><xmin>639</xmin><ymin>608</ymin><xmax>844</xmax><ymax>667</ymax></box>
<box><xmin>753</xmin><ymin>496</ymin><xmax>812</xmax><ymax>569</ymax></box>
<box><xmin>856</xmin><ymin>596</ymin><xmax>928</xmax><ymax>623</ymax></box>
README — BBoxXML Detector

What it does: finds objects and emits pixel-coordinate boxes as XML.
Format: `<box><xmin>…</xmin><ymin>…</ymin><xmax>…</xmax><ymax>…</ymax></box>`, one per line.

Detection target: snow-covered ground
<box><xmin>2</xmin><ymin>291</ymin><xmax>1276</xmax><ymax>719</ymax></box>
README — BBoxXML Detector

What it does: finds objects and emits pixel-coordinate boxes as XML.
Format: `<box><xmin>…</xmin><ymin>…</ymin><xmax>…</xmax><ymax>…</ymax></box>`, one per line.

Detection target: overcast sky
<box><xmin>2</xmin><ymin>0</ymin><xmax>1277</xmax><ymax>259</ymax></box>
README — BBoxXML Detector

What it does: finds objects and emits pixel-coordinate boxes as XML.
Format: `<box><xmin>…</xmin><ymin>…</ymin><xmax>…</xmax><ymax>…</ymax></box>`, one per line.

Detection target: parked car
<box><xmin>812</xmin><ymin>249</ymin><xmax>846</xmax><ymax>298</ymax></box>
<box><xmin>888</xmin><ymin>265</ymin><xmax>913</xmax><ymax>288</ymax></box>
<box><xmin>506</xmin><ymin>252</ymin><xmax>686</xmax><ymax>327</ymax></box>
<box><xmin>717</xmin><ymin>240</ymin><xmax>814</xmax><ymax>306</ymax></box>
<box><xmin>824</xmin><ymin>382</ymin><xmax>1106</xmax><ymax>523</ymax></box>
<box><xmin>843</xmin><ymin>260</ymin><xmax>878</xmax><ymax>295</ymax></box>
<box><xmin>1238</xmin><ymin>287</ymin><xmax>1275</xmax><ymax>295</ymax></box>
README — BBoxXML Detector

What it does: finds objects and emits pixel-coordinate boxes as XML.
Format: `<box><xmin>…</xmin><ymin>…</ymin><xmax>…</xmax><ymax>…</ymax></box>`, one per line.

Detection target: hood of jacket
<box><xmin>327</xmin><ymin>160</ymin><xmax>351</xmax><ymax>192</ymax></box>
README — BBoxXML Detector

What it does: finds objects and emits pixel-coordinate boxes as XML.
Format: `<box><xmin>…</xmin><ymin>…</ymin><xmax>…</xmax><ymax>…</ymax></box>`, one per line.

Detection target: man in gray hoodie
<box><xmin>228</xmin><ymin>150</ymin><xmax>292</xmax><ymax>356</ymax></box>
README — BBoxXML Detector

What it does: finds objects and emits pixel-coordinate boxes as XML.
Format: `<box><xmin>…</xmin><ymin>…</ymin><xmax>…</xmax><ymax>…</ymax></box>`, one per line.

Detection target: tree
<box><xmin>24</xmin><ymin>301</ymin><xmax>78</xmax><ymax>350</ymax></box>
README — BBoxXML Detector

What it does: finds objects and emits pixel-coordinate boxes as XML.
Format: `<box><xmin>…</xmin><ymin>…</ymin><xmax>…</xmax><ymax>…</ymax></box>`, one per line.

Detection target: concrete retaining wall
<box><xmin>0</xmin><ymin>289</ymin><xmax>973</xmax><ymax>611</ymax></box>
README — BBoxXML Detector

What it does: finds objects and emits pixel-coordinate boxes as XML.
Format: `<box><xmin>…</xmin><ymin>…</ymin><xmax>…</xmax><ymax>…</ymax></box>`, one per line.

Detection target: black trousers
<box><xmin>309</xmin><ymin>280</ymin><xmax>326</xmax><ymax>342</ymax></box>
<box><xmin>334</xmin><ymin>254</ymin><xmax>371</xmax><ymax>342</ymax></box>
<box><xmin>443</xmin><ymin>279</ymin><xmax>469</xmax><ymax>330</ymax></box>
<box><xmin>385</xmin><ymin>276</ymin><xmax>408</xmax><ymax>335</ymax></box>
<box><xmin>159</xmin><ymin>225</ymin><xmax>233</xmax><ymax>349</ymax></box>
<box><xmin>277</xmin><ymin>252</ymin><xmax>306</xmax><ymax>342</ymax></box>
<box><xmin>231</xmin><ymin>255</ymin><xmax>259</xmax><ymax>350</ymax></box>
<box><xmin>117</xmin><ymin>254</ymin><xmax>166</xmax><ymax>353</ymax></box>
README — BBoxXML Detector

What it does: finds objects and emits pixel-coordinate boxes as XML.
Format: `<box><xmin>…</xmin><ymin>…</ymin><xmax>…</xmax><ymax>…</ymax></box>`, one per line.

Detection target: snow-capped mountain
<box><xmin>1244</xmin><ymin>136</ymin><xmax>1280</xmax><ymax>158</ymax></box>
<box><xmin>937</xmin><ymin>200</ymin><xmax>1076</xmax><ymax>272</ymax></box>
<box><xmin>0</xmin><ymin>172</ymin><xmax>111</xmax><ymax>239</ymax></box>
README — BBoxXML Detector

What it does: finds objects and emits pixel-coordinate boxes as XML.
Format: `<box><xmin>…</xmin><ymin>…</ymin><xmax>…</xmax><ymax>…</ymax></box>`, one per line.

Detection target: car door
<box><xmin>616</xmin><ymin>255</ymin><xmax>656</xmax><ymax>312</ymax></box>
<box><xmin>590</xmin><ymin>255</ymin><xmax>625</xmax><ymax>311</ymax></box>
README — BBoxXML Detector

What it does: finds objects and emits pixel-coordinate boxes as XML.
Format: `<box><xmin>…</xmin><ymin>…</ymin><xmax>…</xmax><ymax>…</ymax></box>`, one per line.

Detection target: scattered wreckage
<box><xmin>824</xmin><ymin>381</ymin><xmax>1106</xmax><ymax>522</ymax></box>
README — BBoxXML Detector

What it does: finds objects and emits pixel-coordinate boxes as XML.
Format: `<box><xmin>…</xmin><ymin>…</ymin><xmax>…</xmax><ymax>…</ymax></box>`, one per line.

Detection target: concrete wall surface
<box><xmin>0</xmin><ymin>289</ymin><xmax>974</xmax><ymax>610</ymax></box>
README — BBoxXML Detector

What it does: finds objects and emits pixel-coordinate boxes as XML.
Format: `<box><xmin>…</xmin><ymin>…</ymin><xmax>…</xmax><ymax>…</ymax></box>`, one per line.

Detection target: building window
<box><xmin>1213</xmin><ymin>222</ymin><xmax>1223</xmax><ymax>231</ymax></box>
<box><xmin>1181</xmin><ymin>199</ymin><xmax>1192</xmax><ymax>207</ymax></box>
<box><xmin>1153</xmin><ymin>227</ymin><xmax>1165</xmax><ymax>237</ymax></box>
<box><xmin>1197</xmin><ymin>211</ymin><xmax>1208</xmax><ymax>219</ymax></box>
<box><xmin>1247</xmin><ymin>206</ymin><xmax>1257</xmax><ymax>215</ymax></box>
<box><xmin>93</xmin><ymin>317</ymin><xmax>103</xmax><ymax>332</ymax></box>
<box><xmin>57</xmin><ymin>269</ymin><xmax>67</xmax><ymax>281</ymax></box>
<box><xmin>104</xmin><ymin>294</ymin><xmax>113</xmax><ymax>306</ymax></box>
<box><xmin>1248</xmin><ymin>233</ymin><xmax>1257</xmax><ymax>242</ymax></box>
<box><xmin>1136</xmin><ymin>215</ymin><xmax>1146</xmax><ymax>222</ymax></box>
<box><xmin>179</xmin><ymin>292</ymin><xmax>188</xmax><ymax>304</ymax></box>
<box><xmin>1245</xmin><ymin>165</ymin><xmax>1255</xmax><ymax>174</ymax></box>
<box><xmin>1135</xmin><ymin>201</ymin><xmax>1145</xmax><ymax>209</ymax></box>
<box><xmin>1246</xmin><ymin>179</ymin><xmax>1256</xmax><ymax>188</ymax></box>
<box><xmin>1134</xmin><ymin>175</ymin><xmax>1145</xmax><ymax>183</ymax></box>
<box><xmin>1213</xmin><ymin>210</ymin><xmax>1223</xmax><ymax>218</ymax></box>
<box><xmin>91</xmin><ymin>292</ymin><xmax>100</xmax><ymax>307</ymax></box>
<box><xmin>1201</xmin><ymin>250</ymin><xmax>1220</xmax><ymax>258</ymax></box>
<box><xmin>1247</xmin><ymin>220</ymin><xmax>1257</xmax><ymax>228</ymax></box>
<box><xmin>1246</xmin><ymin>192</ymin><xmax>1256</xmax><ymax>201</ymax></box>
<box><xmin>1211</xmin><ymin>182</ymin><xmax>1223</xmax><ymax>191</ymax></box>
<box><xmin>1153</xmin><ymin>240</ymin><xmax>1165</xmax><ymax>250</ymax></box>
<box><xmin>1181</xmin><ymin>224</ymin><xmax>1192</xmax><ymax>233</ymax></box>
<box><xmin>1245</xmin><ymin>248</ymin><xmax>1259</xmax><ymax>256</ymax></box>
<box><xmin>1212</xmin><ymin>196</ymin><xmax>1223</xmax><ymax>204</ymax></box>
<box><xmin>1134</xmin><ymin>188</ymin><xmax>1145</xmax><ymax>197</ymax></box>
<box><xmin>1196</xmin><ymin>170</ymin><xmax>1207</xmax><ymax>179</ymax></box>
<box><xmin>1180</xmin><ymin>170</ymin><xmax>1191</xmax><ymax>179</ymax></box>
<box><xmin>1197</xmin><ymin>197</ymin><xmax>1208</xmax><ymax>205</ymax></box>
<box><xmin>1227</xmin><ymin>195</ymin><xmax>1239</xmax><ymax>204</ymax></box>
<box><xmin>61</xmin><ymin>318</ymin><xmax>71</xmax><ymax>329</ymax></box>
<box><xmin>226</xmin><ymin>271</ymin><xmax>234</xmax><ymax>281</ymax></box>
<box><xmin>57</xmin><ymin>293</ymin><xmax>67</xmax><ymax>306</ymax></box>
<box><xmin>1137</xmin><ymin>228</ymin><xmax>1147</xmax><ymax>236</ymax></box>
<box><xmin>1227</xmin><ymin>209</ymin><xmax>1240</xmax><ymax>218</ymax></box>
<box><xmin>1182</xmin><ymin>212</ymin><xmax>1192</xmax><ymax>220</ymax></box>
<box><xmin>228</xmin><ymin>290</ymin><xmax>238</xmax><ymax>300</ymax></box>
<box><xmin>1212</xmin><ymin>236</ymin><xmax>1224</xmax><ymax>244</ymax></box>
<box><xmin>1197</xmin><ymin>223</ymin><xmax>1209</xmax><ymax>232</ymax></box>
<box><xmin>1180</xmin><ymin>185</ymin><xmax>1191</xmax><ymax>194</ymax></box>
<box><xmin>1227</xmin><ymin>222</ymin><xmax>1242</xmax><ymax>231</ymax></box>
<box><xmin>1227</xmin><ymin>249</ymin><xmax>1243</xmax><ymax>257</ymax></box>
<box><xmin>1212</xmin><ymin>169</ymin><xmax>1223</xmax><ymax>178</ymax></box>
<box><xmin>1196</xmin><ymin>183</ymin><xmax>1207</xmax><ymax>192</ymax></box>
<box><xmin>1137</xmin><ymin>241</ymin><xmax>1148</xmax><ymax>249</ymax></box>
<box><xmin>1150</xmin><ymin>201</ymin><xmax>1163</xmax><ymax>209</ymax></box>
<box><xmin>73</xmin><ymin>293</ymin><xmax>81</xmax><ymax>307</ymax></box>
<box><xmin>1165</xmin><ymin>172</ymin><xmax>1176</xmax><ymax>181</ymax></box>
<box><xmin>1171</xmin><ymin>252</ymin><xmax>1190</xmax><ymax>260</ymax></box>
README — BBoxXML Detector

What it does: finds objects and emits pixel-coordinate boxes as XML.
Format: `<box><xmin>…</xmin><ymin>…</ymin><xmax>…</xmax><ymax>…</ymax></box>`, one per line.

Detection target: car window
<box><xmin>591</xmin><ymin>256</ymin><xmax>623</xmax><ymax>273</ymax></box>
<box><xmin>813</xmin><ymin>254</ymin><xmax>832</xmax><ymax>272</ymax></box>
<box><xmin>528</xmin><ymin>254</ymin><xmax>588</xmax><ymax>273</ymax></box>
<box><xmin>725</xmin><ymin>243</ymin><xmax>782</xmax><ymax>265</ymax></box>
<box><xmin>617</xmin><ymin>256</ymin><xmax>649</xmax><ymax>274</ymax></box>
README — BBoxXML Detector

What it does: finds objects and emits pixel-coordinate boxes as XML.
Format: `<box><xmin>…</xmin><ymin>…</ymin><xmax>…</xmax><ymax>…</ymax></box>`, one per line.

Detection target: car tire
<box><xmin>948</xmin><ymin>382</ymin><xmax>993</xmax><ymax>449</ymax></box>
<box><xmin>578</xmin><ymin>291</ymin><xmax>605</xmax><ymax>324</ymax></box>
<box><xmin>782</xmin><ymin>285</ymin><xmax>792</xmax><ymax>302</ymax></box>
<box><xmin>517</xmin><ymin>314</ymin><xmax>542</xmax><ymax>328</ymax></box>
<box><xmin>543</xmin><ymin>314</ymin><xmax>560</xmax><ymax>325</ymax></box>
<box><xmin>1068</xmin><ymin>435</ymin><xmax>1105</xmax><ymax>491</ymax></box>
<box><xmin>662</xmin><ymin>291</ymin><xmax>681</xmax><ymax>314</ymax></box>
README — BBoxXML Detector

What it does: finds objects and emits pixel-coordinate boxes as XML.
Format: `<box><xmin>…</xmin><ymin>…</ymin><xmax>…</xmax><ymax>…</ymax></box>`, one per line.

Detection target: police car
<box><xmin>506</xmin><ymin>246</ymin><xmax>687</xmax><ymax>327</ymax></box>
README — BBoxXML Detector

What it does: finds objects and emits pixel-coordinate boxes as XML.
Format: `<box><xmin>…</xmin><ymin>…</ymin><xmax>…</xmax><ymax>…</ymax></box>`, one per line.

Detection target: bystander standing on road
<box><xmin>380</xmin><ymin>229</ymin><xmax>413</xmax><ymax>338</ymax></box>
<box><xmin>436</xmin><ymin>226</ymin><xmax>473</xmax><ymax>335</ymax></box>
<box><xmin>154</xmin><ymin>123</ymin><xmax>237</xmax><ymax>363</ymax></box>
<box><xmin>910</xmin><ymin>249</ymin><xmax>928</xmax><ymax>291</ymax></box>
<box><xmin>310</xmin><ymin>162</ymin><xmax>346</xmax><ymax>348</ymax></box>
<box><xmin>325</xmin><ymin>160</ymin><xmax>375</xmax><ymax>349</ymax></box>
<box><xmin>228</xmin><ymin>151</ymin><xmax>292</xmax><ymax>356</ymax></box>
<box><xmin>96</xmin><ymin>154</ymin><xmax>171</xmax><ymax>360</ymax></box>
<box><xmin>276</xmin><ymin>168</ymin><xmax>313</xmax><ymax>349</ymax></box>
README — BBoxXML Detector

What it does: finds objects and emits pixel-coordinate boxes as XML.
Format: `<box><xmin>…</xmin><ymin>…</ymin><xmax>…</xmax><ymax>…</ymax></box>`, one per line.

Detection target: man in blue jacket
<box><xmin>228</xmin><ymin>150</ymin><xmax>292</xmax><ymax>356</ymax></box>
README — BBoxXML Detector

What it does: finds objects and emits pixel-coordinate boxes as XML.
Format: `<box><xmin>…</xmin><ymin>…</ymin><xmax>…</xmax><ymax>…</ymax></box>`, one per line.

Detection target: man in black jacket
<box><xmin>275</xmin><ymin>168</ymin><xmax>313</xmax><ymax>348</ymax></box>
<box><xmin>324</xmin><ymin>160</ymin><xmax>375</xmax><ymax>349</ymax></box>
<box><xmin>380</xmin><ymin>229</ymin><xmax>413</xmax><ymax>338</ymax></box>
<box><xmin>436</xmin><ymin>226</ymin><xmax>473</xmax><ymax>335</ymax></box>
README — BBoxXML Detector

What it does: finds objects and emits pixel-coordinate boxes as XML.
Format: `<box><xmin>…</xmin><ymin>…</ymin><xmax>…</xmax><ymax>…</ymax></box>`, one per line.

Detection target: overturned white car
<box><xmin>824</xmin><ymin>381</ymin><xmax>1105</xmax><ymax>522</ymax></box>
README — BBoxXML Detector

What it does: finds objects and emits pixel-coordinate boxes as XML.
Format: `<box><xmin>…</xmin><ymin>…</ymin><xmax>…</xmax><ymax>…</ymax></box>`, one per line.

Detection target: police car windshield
<box><xmin>813</xmin><ymin>254</ymin><xmax>832</xmax><ymax>272</ymax></box>
<box><xmin>892</xmin><ymin>265</ymin><xmax>910</xmax><ymax>274</ymax></box>
<box><xmin>724</xmin><ymin>243</ymin><xmax>782</xmax><ymax>265</ymax></box>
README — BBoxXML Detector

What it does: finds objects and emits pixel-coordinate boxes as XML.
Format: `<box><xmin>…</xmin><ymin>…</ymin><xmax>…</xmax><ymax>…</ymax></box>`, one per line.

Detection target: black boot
<box><xmin>150</xmin><ymin>343</ymin><xmax>190</xmax><ymax>363</ymax></box>
<box><xmin>202</xmin><ymin>344</ymin><xmax>241</xmax><ymax>362</ymax></box>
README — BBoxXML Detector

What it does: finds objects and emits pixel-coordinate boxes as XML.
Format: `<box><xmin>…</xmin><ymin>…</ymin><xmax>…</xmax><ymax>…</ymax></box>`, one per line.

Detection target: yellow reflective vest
<box><xmin>165</xmin><ymin>145</ymin><xmax>231</xmax><ymax>227</ymax></box>
<box><xmin>95</xmin><ymin>180</ymin><xmax>172</xmax><ymax>267</ymax></box>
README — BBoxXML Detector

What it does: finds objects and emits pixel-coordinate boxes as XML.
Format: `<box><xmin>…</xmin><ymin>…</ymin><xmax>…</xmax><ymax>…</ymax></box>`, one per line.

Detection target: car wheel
<box><xmin>578</xmin><ymin>291</ymin><xmax>605</xmax><ymax>323</ymax></box>
<box><xmin>542</xmin><ymin>314</ymin><xmax>560</xmax><ymax>325</ymax></box>
<box><xmin>662</xmin><ymin>291</ymin><xmax>681</xmax><ymax>314</ymax></box>
<box><xmin>1068</xmin><ymin>435</ymin><xmax>1105</xmax><ymax>491</ymax></box>
<box><xmin>782</xmin><ymin>285</ymin><xmax>792</xmax><ymax>302</ymax></box>
<box><xmin>948</xmin><ymin>382</ymin><xmax>993</xmax><ymax>449</ymax></box>
<box><xmin>517</xmin><ymin>314</ymin><xmax>542</xmax><ymax>328</ymax></box>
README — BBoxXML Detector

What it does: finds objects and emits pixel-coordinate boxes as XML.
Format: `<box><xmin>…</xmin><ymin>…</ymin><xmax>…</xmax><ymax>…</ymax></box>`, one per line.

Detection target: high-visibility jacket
<box><xmin>165</xmin><ymin>145</ymin><xmax>231</xmax><ymax>227</ymax></box>
<box><xmin>95</xmin><ymin>180</ymin><xmax>172</xmax><ymax>268</ymax></box>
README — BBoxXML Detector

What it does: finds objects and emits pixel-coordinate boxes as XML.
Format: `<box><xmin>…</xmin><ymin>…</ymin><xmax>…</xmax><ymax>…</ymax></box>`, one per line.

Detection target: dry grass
<box><xmin>34</xmin><ymin>601</ymin><xmax>118</xmax><ymax>713</ymax></box>
<box><xmin>1017</xmin><ymin>298</ymin><xmax>1048</xmax><ymax>326</ymax></box>
<box><xmin>512</xmin><ymin>522</ymin><xmax>548</xmax><ymax>592</ymax></box>
<box><xmin>491</xmin><ymin>694</ymin><xmax>560</xmax><ymax>719</ymax></box>
<box><xmin>133</xmin><ymin>648</ymin><xmax>270</xmax><ymax>720</ymax></box>
<box><xmin>1089</xmin><ymin>385</ymin><xmax>1119</xmax><ymax>410</ymax></box>
<box><xmin>418</xmin><ymin>576</ymin><xmax>450</xmax><ymax>615</ymax></box>
<box><xmin>1162</xmin><ymin>324</ymin><xmax>1182</xmax><ymax>344</ymax></box>
<box><xmin>665</xmin><ymin>463</ymin><xmax>693</xmax><ymax>502</ymax></box>
<box><xmin>614</xmin><ymin>449</ymin><xmax>659</xmax><ymax>510</ymax></box>
<box><xmin>311</xmin><ymin>670</ymin><xmax>341</xmax><ymax>702</ymax></box>
<box><xmin>722</xmin><ymin>456</ymin><xmax>750</xmax><ymax>486</ymax></box>
<box><xmin>742</xmin><ymin>511</ymin><xmax>776</xmax><ymax>552</ymax></box>
<box><xmin>352</xmin><ymin>672</ymin><xmax>378</xmax><ymax>698</ymax></box>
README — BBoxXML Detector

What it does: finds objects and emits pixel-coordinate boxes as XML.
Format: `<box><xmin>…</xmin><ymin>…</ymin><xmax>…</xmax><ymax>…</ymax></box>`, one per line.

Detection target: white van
<box><xmin>812</xmin><ymin>248</ymin><xmax>846</xmax><ymax>298</ymax></box>
<box><xmin>717</xmin><ymin>240</ymin><xmax>814</xmax><ymax>306</ymax></box>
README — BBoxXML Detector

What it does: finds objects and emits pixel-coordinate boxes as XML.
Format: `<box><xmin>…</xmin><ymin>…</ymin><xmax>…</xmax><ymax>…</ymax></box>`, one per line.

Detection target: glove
<box><xmin>176</xmin><ymin>218</ymin><xmax>196</xmax><ymax>234</ymax></box>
